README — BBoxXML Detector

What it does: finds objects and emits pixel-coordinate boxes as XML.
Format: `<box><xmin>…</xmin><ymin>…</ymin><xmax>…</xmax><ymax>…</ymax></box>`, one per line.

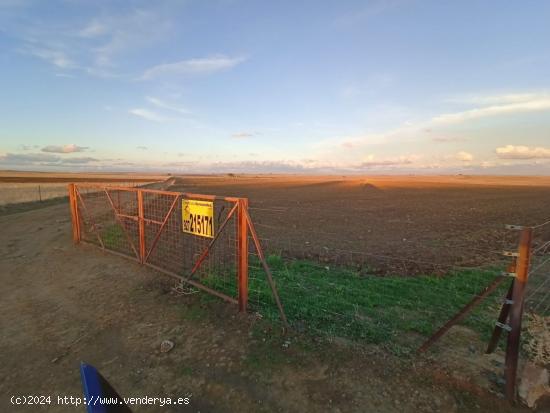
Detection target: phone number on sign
<box><xmin>183</xmin><ymin>213</ymin><xmax>214</xmax><ymax>237</ymax></box>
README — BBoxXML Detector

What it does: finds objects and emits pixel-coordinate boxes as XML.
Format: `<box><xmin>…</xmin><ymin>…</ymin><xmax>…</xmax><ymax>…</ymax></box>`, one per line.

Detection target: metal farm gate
<box><xmin>67</xmin><ymin>183</ymin><xmax>287</xmax><ymax>324</ymax></box>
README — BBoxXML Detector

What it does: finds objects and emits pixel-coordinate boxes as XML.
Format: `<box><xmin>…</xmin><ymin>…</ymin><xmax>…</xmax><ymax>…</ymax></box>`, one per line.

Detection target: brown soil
<box><xmin>169</xmin><ymin>175</ymin><xmax>550</xmax><ymax>274</ymax></box>
<box><xmin>1</xmin><ymin>175</ymin><xmax>548</xmax><ymax>412</ymax></box>
<box><xmin>0</xmin><ymin>170</ymin><xmax>168</xmax><ymax>183</ymax></box>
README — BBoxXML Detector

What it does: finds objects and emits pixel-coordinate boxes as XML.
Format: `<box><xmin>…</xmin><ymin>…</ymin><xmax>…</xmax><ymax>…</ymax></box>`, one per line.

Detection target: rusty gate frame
<box><xmin>68</xmin><ymin>183</ymin><xmax>288</xmax><ymax>328</ymax></box>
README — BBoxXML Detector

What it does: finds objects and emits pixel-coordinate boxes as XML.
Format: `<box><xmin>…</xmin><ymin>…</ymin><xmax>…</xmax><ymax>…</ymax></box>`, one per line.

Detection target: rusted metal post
<box><xmin>237</xmin><ymin>198</ymin><xmax>249</xmax><ymax>312</ymax></box>
<box><xmin>68</xmin><ymin>183</ymin><xmax>80</xmax><ymax>243</ymax></box>
<box><xmin>137</xmin><ymin>189</ymin><xmax>146</xmax><ymax>264</ymax></box>
<box><xmin>486</xmin><ymin>262</ymin><xmax>515</xmax><ymax>354</ymax></box>
<box><xmin>486</xmin><ymin>281</ymin><xmax>514</xmax><ymax>354</ymax></box>
<box><xmin>505</xmin><ymin>227</ymin><xmax>533</xmax><ymax>402</ymax></box>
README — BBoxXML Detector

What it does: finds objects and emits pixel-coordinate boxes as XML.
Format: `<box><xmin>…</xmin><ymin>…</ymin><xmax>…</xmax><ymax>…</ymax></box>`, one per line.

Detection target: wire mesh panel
<box><xmin>72</xmin><ymin>184</ymin><xmax>242</xmax><ymax>303</ymax></box>
<box><xmin>244</xmin><ymin>205</ymin><xmax>531</xmax><ymax>363</ymax></box>
<box><xmin>142</xmin><ymin>191</ymin><xmax>240</xmax><ymax>299</ymax></box>
<box><xmin>76</xmin><ymin>186</ymin><xmax>139</xmax><ymax>259</ymax></box>
<box><xmin>526</xmin><ymin>223</ymin><xmax>550</xmax><ymax>317</ymax></box>
<box><xmin>513</xmin><ymin>222</ymin><xmax>550</xmax><ymax>391</ymax></box>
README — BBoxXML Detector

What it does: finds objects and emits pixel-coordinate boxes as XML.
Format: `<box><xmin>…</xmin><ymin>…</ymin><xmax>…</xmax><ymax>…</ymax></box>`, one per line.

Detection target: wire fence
<box><xmin>522</xmin><ymin>222</ymin><xmax>550</xmax><ymax>368</ymax></box>
<box><xmin>526</xmin><ymin>223</ymin><xmax>550</xmax><ymax>316</ymax></box>
<box><xmin>69</xmin><ymin>183</ymin><xmax>549</xmax><ymax>398</ymax></box>
<box><xmin>243</xmin><ymin>205</ymin><xmax>523</xmax><ymax>355</ymax></box>
<box><xmin>247</xmin><ymin>204</ymin><xmax>515</xmax><ymax>275</ymax></box>
<box><xmin>0</xmin><ymin>181</ymin><xmax>161</xmax><ymax>206</ymax></box>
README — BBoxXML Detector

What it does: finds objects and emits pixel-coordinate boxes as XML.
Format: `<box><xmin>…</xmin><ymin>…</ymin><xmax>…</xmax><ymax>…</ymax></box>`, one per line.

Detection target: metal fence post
<box><xmin>137</xmin><ymin>189</ymin><xmax>146</xmax><ymax>264</ymax></box>
<box><xmin>237</xmin><ymin>198</ymin><xmax>249</xmax><ymax>312</ymax></box>
<box><xmin>68</xmin><ymin>183</ymin><xmax>80</xmax><ymax>243</ymax></box>
<box><xmin>505</xmin><ymin>227</ymin><xmax>533</xmax><ymax>402</ymax></box>
<box><xmin>486</xmin><ymin>259</ymin><xmax>517</xmax><ymax>355</ymax></box>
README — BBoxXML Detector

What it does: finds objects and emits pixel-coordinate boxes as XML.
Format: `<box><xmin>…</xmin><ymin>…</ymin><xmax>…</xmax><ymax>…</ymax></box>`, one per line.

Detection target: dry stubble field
<box><xmin>0</xmin><ymin>171</ymin><xmax>167</xmax><ymax>208</ymax></box>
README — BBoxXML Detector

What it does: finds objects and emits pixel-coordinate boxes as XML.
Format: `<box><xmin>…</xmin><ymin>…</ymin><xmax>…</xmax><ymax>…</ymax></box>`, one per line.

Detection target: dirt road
<box><xmin>0</xmin><ymin>200</ymin><xmax>540</xmax><ymax>412</ymax></box>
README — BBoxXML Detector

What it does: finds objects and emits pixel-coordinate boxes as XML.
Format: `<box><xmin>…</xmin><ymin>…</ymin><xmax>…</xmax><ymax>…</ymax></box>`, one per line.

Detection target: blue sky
<box><xmin>0</xmin><ymin>0</ymin><xmax>549</xmax><ymax>174</ymax></box>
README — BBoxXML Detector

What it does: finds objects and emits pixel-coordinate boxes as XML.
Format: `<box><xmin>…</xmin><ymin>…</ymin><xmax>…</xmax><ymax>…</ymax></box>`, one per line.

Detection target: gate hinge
<box><xmin>495</xmin><ymin>322</ymin><xmax>512</xmax><ymax>332</ymax></box>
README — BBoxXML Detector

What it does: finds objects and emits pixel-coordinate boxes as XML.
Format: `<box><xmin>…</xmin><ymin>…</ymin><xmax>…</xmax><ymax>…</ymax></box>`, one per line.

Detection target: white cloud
<box><xmin>447</xmin><ymin>93</ymin><xmax>541</xmax><ymax>106</ymax></box>
<box><xmin>146</xmin><ymin>97</ymin><xmax>189</xmax><ymax>114</ymax></box>
<box><xmin>7</xmin><ymin>6</ymin><xmax>175</xmax><ymax>75</ymax></box>
<box><xmin>128</xmin><ymin>108</ymin><xmax>167</xmax><ymax>122</ymax></box>
<box><xmin>432</xmin><ymin>136</ymin><xmax>468</xmax><ymax>143</ymax></box>
<box><xmin>232</xmin><ymin>132</ymin><xmax>257</xmax><ymax>139</ymax></box>
<box><xmin>360</xmin><ymin>157</ymin><xmax>415</xmax><ymax>168</ymax></box>
<box><xmin>480</xmin><ymin>161</ymin><xmax>496</xmax><ymax>168</ymax></box>
<box><xmin>321</xmin><ymin>91</ymin><xmax>550</xmax><ymax>155</ymax></box>
<box><xmin>341</xmin><ymin>141</ymin><xmax>358</xmax><ymax>148</ymax></box>
<box><xmin>496</xmin><ymin>145</ymin><xmax>550</xmax><ymax>159</ymax></box>
<box><xmin>313</xmin><ymin>91</ymin><xmax>550</xmax><ymax>172</ymax></box>
<box><xmin>25</xmin><ymin>46</ymin><xmax>76</xmax><ymax>69</ymax></box>
<box><xmin>86</xmin><ymin>9</ymin><xmax>173</xmax><ymax>68</ymax></box>
<box><xmin>456</xmin><ymin>151</ymin><xmax>473</xmax><ymax>162</ymax></box>
<box><xmin>1</xmin><ymin>153</ymin><xmax>58</xmax><ymax>163</ymax></box>
<box><xmin>141</xmin><ymin>55</ymin><xmax>246</xmax><ymax>79</ymax></box>
<box><xmin>41</xmin><ymin>144</ymin><xmax>89</xmax><ymax>153</ymax></box>
<box><xmin>0</xmin><ymin>152</ymin><xmax>98</xmax><ymax>166</ymax></box>
<box><xmin>319</xmin><ymin>124</ymin><xmax>412</xmax><ymax>150</ymax></box>
<box><xmin>78</xmin><ymin>20</ymin><xmax>108</xmax><ymax>38</ymax></box>
<box><xmin>60</xmin><ymin>156</ymin><xmax>99</xmax><ymax>164</ymax></box>
<box><xmin>432</xmin><ymin>95</ymin><xmax>550</xmax><ymax>124</ymax></box>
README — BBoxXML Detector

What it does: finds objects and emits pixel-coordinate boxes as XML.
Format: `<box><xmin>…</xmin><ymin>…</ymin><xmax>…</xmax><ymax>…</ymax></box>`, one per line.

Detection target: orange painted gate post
<box><xmin>137</xmin><ymin>189</ymin><xmax>146</xmax><ymax>264</ymax></box>
<box><xmin>68</xmin><ymin>183</ymin><xmax>80</xmax><ymax>243</ymax></box>
<box><xmin>237</xmin><ymin>198</ymin><xmax>249</xmax><ymax>312</ymax></box>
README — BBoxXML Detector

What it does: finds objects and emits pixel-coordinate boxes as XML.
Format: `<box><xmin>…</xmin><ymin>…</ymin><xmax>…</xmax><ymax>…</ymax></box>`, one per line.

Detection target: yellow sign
<box><xmin>182</xmin><ymin>199</ymin><xmax>214</xmax><ymax>238</ymax></box>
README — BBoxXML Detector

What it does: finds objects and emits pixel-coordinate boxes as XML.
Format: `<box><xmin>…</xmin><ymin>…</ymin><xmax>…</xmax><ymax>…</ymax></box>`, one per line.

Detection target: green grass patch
<box><xmin>203</xmin><ymin>255</ymin><xmax>508</xmax><ymax>354</ymax></box>
<box><xmin>102</xmin><ymin>224</ymin><xmax>125</xmax><ymax>249</ymax></box>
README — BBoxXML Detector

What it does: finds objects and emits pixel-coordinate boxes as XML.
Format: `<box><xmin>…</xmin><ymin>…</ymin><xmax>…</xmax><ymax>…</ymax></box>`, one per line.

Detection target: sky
<box><xmin>0</xmin><ymin>0</ymin><xmax>549</xmax><ymax>174</ymax></box>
